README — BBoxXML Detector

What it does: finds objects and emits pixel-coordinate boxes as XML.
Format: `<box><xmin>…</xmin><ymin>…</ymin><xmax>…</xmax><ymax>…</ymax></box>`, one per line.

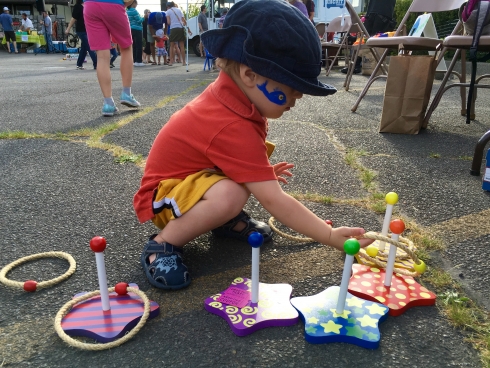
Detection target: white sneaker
<box><xmin>134</xmin><ymin>62</ymin><xmax>145</xmax><ymax>67</ymax></box>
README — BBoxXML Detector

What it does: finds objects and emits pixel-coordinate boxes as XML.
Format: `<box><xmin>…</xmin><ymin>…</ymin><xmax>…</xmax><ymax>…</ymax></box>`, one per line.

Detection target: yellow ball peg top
<box><xmin>385</xmin><ymin>192</ymin><xmax>399</xmax><ymax>205</ymax></box>
<box><xmin>413</xmin><ymin>260</ymin><xmax>427</xmax><ymax>274</ymax></box>
<box><xmin>365</xmin><ymin>245</ymin><xmax>378</xmax><ymax>258</ymax></box>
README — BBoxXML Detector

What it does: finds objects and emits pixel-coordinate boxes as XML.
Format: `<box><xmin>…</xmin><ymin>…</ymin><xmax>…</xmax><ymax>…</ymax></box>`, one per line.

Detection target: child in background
<box><xmin>155</xmin><ymin>28</ymin><xmax>168</xmax><ymax>65</ymax></box>
<box><xmin>110</xmin><ymin>36</ymin><xmax>118</xmax><ymax>68</ymax></box>
<box><xmin>133</xmin><ymin>0</ymin><xmax>373</xmax><ymax>290</ymax></box>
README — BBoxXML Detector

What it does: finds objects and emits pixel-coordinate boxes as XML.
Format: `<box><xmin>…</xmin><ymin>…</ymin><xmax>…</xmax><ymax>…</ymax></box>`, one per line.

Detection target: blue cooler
<box><xmin>53</xmin><ymin>41</ymin><xmax>68</xmax><ymax>52</ymax></box>
<box><xmin>483</xmin><ymin>149</ymin><xmax>490</xmax><ymax>191</ymax></box>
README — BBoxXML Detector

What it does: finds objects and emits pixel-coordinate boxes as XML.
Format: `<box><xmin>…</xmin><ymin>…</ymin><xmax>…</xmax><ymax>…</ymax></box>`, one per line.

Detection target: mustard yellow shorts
<box><xmin>151</xmin><ymin>141</ymin><xmax>276</xmax><ymax>230</ymax></box>
<box><xmin>151</xmin><ymin>170</ymin><xmax>229</xmax><ymax>229</ymax></box>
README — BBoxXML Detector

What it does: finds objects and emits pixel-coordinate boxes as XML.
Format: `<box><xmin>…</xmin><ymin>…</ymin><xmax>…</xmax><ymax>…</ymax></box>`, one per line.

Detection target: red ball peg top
<box><xmin>325</xmin><ymin>219</ymin><xmax>333</xmax><ymax>226</ymax></box>
<box><xmin>389</xmin><ymin>219</ymin><xmax>405</xmax><ymax>234</ymax></box>
<box><xmin>23</xmin><ymin>280</ymin><xmax>37</xmax><ymax>292</ymax></box>
<box><xmin>115</xmin><ymin>282</ymin><xmax>129</xmax><ymax>295</ymax></box>
<box><xmin>89</xmin><ymin>236</ymin><xmax>107</xmax><ymax>252</ymax></box>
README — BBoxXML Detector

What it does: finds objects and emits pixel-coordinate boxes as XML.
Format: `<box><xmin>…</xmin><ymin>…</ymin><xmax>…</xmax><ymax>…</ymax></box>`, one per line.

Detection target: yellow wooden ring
<box><xmin>0</xmin><ymin>252</ymin><xmax>76</xmax><ymax>291</ymax></box>
<box><xmin>54</xmin><ymin>286</ymin><xmax>151</xmax><ymax>350</ymax></box>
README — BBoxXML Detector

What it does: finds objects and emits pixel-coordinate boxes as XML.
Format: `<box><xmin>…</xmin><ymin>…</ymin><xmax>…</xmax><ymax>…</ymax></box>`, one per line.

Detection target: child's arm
<box><xmin>245</xmin><ymin>180</ymin><xmax>374</xmax><ymax>251</ymax></box>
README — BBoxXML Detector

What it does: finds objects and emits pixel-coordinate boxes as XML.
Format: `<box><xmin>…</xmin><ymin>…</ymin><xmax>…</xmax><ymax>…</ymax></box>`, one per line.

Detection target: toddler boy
<box><xmin>133</xmin><ymin>0</ymin><xmax>373</xmax><ymax>290</ymax></box>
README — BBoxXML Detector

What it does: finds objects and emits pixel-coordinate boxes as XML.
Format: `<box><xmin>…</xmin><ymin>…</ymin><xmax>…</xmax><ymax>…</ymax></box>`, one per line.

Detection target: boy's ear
<box><xmin>239</xmin><ymin>64</ymin><xmax>259</xmax><ymax>88</ymax></box>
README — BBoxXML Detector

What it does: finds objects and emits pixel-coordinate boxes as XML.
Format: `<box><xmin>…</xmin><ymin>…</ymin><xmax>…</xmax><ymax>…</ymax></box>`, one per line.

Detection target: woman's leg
<box><xmin>168</xmin><ymin>41</ymin><xmax>175</xmax><ymax>65</ymax></box>
<box><xmin>178</xmin><ymin>40</ymin><xmax>185</xmax><ymax>65</ymax></box>
<box><xmin>119</xmin><ymin>44</ymin><xmax>134</xmax><ymax>88</ymax></box>
<box><xmin>95</xmin><ymin>49</ymin><xmax>112</xmax><ymax>97</ymax></box>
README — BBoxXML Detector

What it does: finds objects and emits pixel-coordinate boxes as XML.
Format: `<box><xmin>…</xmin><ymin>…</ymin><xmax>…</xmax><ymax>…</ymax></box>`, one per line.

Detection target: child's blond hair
<box><xmin>215</xmin><ymin>58</ymin><xmax>241</xmax><ymax>77</ymax></box>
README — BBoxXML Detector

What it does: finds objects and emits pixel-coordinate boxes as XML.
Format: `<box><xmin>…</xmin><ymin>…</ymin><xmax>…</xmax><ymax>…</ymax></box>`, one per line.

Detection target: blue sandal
<box><xmin>140</xmin><ymin>236</ymin><xmax>191</xmax><ymax>290</ymax></box>
<box><xmin>212</xmin><ymin>210</ymin><xmax>273</xmax><ymax>243</ymax></box>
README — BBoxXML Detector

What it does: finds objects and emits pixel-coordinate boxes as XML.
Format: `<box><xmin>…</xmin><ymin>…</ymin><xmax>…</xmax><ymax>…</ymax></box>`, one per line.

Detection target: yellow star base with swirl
<box><xmin>355</xmin><ymin>237</ymin><xmax>417</xmax><ymax>271</ymax></box>
<box><xmin>290</xmin><ymin>286</ymin><xmax>389</xmax><ymax>348</ymax></box>
<box><xmin>348</xmin><ymin>264</ymin><xmax>436</xmax><ymax>316</ymax></box>
<box><xmin>204</xmin><ymin>277</ymin><xmax>299</xmax><ymax>336</ymax></box>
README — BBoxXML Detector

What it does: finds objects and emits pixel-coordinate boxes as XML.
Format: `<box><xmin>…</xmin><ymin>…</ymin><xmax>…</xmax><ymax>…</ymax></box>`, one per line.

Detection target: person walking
<box><xmin>0</xmin><ymin>7</ymin><xmax>18</xmax><ymax>53</ymax></box>
<box><xmin>65</xmin><ymin>0</ymin><xmax>97</xmax><ymax>70</ymax></box>
<box><xmin>126</xmin><ymin>0</ymin><xmax>144</xmax><ymax>66</ymax></box>
<box><xmin>84</xmin><ymin>0</ymin><xmax>141</xmax><ymax>116</ymax></box>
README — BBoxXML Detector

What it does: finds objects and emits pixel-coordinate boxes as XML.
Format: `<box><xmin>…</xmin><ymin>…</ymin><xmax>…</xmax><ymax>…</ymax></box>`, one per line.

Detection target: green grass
<box><xmin>115</xmin><ymin>154</ymin><xmax>143</xmax><ymax>164</ymax></box>
<box><xmin>425</xmin><ymin>268</ymin><xmax>453</xmax><ymax>289</ymax></box>
<box><xmin>0</xmin><ymin>131</ymin><xmax>44</xmax><ymax>139</ymax></box>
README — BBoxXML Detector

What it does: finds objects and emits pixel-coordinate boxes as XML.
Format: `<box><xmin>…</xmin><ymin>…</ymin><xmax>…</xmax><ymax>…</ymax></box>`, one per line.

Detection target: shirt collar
<box><xmin>211</xmin><ymin>71</ymin><xmax>266</xmax><ymax>124</ymax></box>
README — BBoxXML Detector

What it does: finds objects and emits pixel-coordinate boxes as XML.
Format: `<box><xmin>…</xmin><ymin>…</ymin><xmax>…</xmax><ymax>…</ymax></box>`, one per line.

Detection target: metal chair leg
<box><xmin>351</xmin><ymin>48</ymin><xmax>389</xmax><ymax>112</ymax></box>
<box><xmin>423</xmin><ymin>49</ymin><xmax>461</xmax><ymax>127</ymax></box>
<box><xmin>470</xmin><ymin>130</ymin><xmax>490</xmax><ymax>176</ymax></box>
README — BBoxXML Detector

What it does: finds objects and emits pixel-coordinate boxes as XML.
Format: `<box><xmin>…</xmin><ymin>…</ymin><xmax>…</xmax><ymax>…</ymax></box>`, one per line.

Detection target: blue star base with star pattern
<box><xmin>290</xmin><ymin>286</ymin><xmax>389</xmax><ymax>349</ymax></box>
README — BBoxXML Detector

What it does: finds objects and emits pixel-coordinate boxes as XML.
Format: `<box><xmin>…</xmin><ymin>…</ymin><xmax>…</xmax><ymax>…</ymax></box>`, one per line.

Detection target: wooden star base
<box><xmin>61</xmin><ymin>283</ymin><xmax>160</xmax><ymax>343</ymax></box>
<box><xmin>348</xmin><ymin>264</ymin><xmax>436</xmax><ymax>317</ymax></box>
<box><xmin>204</xmin><ymin>277</ymin><xmax>298</xmax><ymax>337</ymax></box>
<box><xmin>290</xmin><ymin>286</ymin><xmax>389</xmax><ymax>349</ymax></box>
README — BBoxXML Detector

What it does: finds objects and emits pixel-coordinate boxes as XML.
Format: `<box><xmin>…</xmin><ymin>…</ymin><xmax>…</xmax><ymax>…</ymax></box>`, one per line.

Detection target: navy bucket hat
<box><xmin>201</xmin><ymin>0</ymin><xmax>336</xmax><ymax>96</ymax></box>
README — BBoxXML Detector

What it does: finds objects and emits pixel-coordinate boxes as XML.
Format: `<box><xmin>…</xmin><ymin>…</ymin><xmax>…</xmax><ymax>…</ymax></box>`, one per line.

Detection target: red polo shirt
<box><xmin>133</xmin><ymin>72</ymin><xmax>276</xmax><ymax>223</ymax></box>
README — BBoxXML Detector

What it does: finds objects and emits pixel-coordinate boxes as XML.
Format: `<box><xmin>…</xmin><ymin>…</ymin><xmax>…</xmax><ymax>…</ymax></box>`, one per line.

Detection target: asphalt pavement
<box><xmin>0</xmin><ymin>50</ymin><xmax>489</xmax><ymax>368</ymax></box>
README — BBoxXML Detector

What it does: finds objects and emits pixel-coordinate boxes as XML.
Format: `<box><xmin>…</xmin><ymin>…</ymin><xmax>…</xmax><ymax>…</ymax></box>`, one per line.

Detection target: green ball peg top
<box><xmin>344</xmin><ymin>238</ymin><xmax>361</xmax><ymax>255</ymax></box>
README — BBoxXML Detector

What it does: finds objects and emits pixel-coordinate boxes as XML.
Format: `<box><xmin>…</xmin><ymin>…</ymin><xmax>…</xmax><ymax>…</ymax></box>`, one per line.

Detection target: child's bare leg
<box><xmin>150</xmin><ymin>179</ymin><xmax>248</xmax><ymax>262</ymax></box>
<box><xmin>142</xmin><ymin>179</ymin><xmax>273</xmax><ymax>290</ymax></box>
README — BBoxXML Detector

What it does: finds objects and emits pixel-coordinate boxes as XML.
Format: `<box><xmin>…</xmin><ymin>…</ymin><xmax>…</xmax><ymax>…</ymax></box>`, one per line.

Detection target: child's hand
<box><xmin>273</xmin><ymin>162</ymin><xmax>294</xmax><ymax>184</ymax></box>
<box><xmin>328</xmin><ymin>227</ymin><xmax>374</xmax><ymax>252</ymax></box>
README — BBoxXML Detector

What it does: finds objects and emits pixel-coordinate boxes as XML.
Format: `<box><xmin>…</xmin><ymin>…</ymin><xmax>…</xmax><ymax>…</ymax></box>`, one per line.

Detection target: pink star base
<box><xmin>204</xmin><ymin>277</ymin><xmax>298</xmax><ymax>336</ymax></box>
<box><xmin>61</xmin><ymin>283</ymin><xmax>160</xmax><ymax>343</ymax></box>
<box><xmin>348</xmin><ymin>264</ymin><xmax>436</xmax><ymax>317</ymax></box>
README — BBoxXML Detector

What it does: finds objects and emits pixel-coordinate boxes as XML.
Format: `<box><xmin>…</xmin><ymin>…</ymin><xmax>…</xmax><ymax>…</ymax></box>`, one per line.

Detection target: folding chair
<box><xmin>420</xmin><ymin>21</ymin><xmax>490</xmax><ymax>175</ymax></box>
<box><xmin>203</xmin><ymin>49</ymin><xmax>215</xmax><ymax>71</ymax></box>
<box><xmin>315</xmin><ymin>22</ymin><xmax>326</xmax><ymax>39</ymax></box>
<box><xmin>351</xmin><ymin>0</ymin><xmax>468</xmax><ymax>112</ymax></box>
<box><xmin>323</xmin><ymin>15</ymin><xmax>354</xmax><ymax>76</ymax></box>
<box><xmin>325</xmin><ymin>1</ymin><xmax>389</xmax><ymax>91</ymax></box>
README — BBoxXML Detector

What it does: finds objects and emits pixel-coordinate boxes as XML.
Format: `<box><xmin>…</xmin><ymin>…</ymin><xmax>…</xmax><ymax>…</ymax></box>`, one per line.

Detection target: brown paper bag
<box><xmin>360</xmin><ymin>48</ymin><xmax>386</xmax><ymax>76</ymax></box>
<box><xmin>379</xmin><ymin>55</ymin><xmax>436</xmax><ymax>134</ymax></box>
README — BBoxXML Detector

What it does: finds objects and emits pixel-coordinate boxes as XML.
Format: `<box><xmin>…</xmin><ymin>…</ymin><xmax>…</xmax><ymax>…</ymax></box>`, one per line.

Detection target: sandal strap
<box><xmin>220</xmin><ymin>210</ymin><xmax>259</xmax><ymax>237</ymax></box>
<box><xmin>222</xmin><ymin>210</ymin><xmax>250</xmax><ymax>227</ymax></box>
<box><xmin>143</xmin><ymin>241</ymin><xmax>181</xmax><ymax>255</ymax></box>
